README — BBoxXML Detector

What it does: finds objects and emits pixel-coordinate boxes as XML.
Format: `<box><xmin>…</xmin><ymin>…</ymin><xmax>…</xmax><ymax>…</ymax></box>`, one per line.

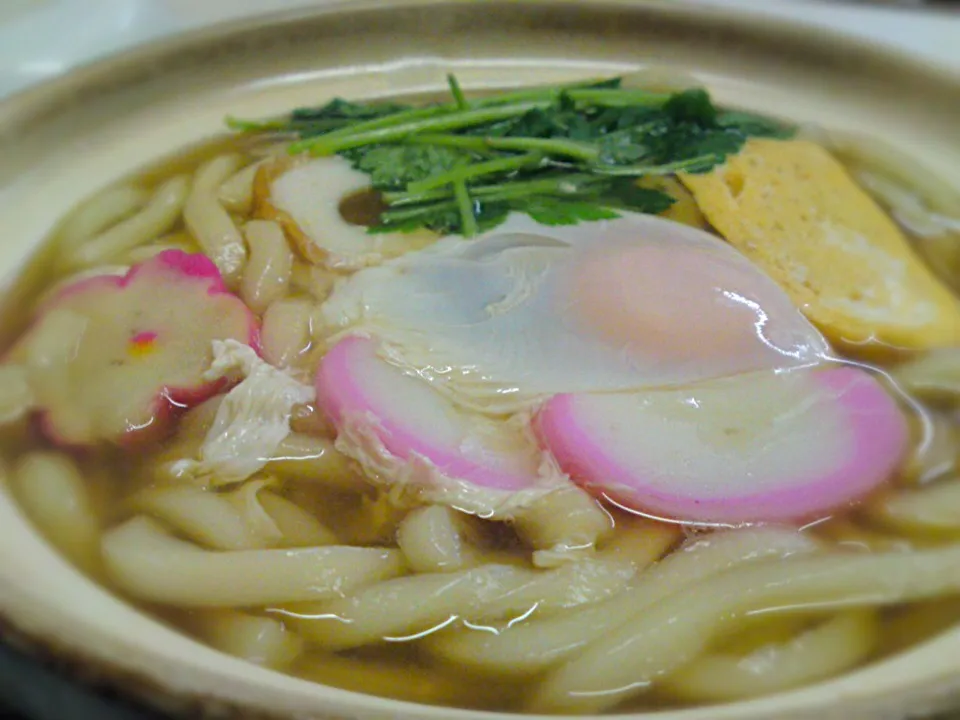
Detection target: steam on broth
<box><xmin>4</xmin><ymin>73</ymin><xmax>960</xmax><ymax>715</ymax></box>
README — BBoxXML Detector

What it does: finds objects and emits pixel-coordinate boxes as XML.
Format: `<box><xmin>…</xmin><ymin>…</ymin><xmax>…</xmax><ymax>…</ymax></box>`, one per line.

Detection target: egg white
<box><xmin>320</xmin><ymin>213</ymin><xmax>830</xmax><ymax>413</ymax></box>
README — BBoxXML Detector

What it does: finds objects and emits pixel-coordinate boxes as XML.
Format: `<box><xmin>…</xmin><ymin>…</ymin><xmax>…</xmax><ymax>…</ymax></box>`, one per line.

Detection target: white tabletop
<box><xmin>0</xmin><ymin>0</ymin><xmax>957</xmax><ymax>100</ymax></box>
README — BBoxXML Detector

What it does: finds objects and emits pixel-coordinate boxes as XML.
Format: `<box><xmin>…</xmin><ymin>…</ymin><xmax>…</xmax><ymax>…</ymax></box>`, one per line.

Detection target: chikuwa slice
<box><xmin>255</xmin><ymin>156</ymin><xmax>437</xmax><ymax>269</ymax></box>
<box><xmin>536</xmin><ymin>366</ymin><xmax>908</xmax><ymax>525</ymax></box>
<box><xmin>315</xmin><ymin>336</ymin><xmax>566</xmax><ymax>517</ymax></box>
<box><xmin>13</xmin><ymin>250</ymin><xmax>258</xmax><ymax>446</ymax></box>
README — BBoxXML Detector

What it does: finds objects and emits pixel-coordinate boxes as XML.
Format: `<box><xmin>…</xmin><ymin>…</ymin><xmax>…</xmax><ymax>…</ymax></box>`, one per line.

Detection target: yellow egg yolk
<box><xmin>572</xmin><ymin>243</ymin><xmax>804</xmax><ymax>370</ymax></box>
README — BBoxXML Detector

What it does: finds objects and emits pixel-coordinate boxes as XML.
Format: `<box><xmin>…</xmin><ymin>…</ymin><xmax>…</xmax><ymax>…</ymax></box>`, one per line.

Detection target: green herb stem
<box><xmin>453</xmin><ymin>179</ymin><xmax>478</xmax><ymax>237</ymax></box>
<box><xmin>292</xmin><ymin>101</ymin><xmax>550</xmax><ymax>155</ymax></box>
<box><xmin>283</xmin><ymin>77</ymin><xmax>610</xmax><ymax>147</ymax></box>
<box><xmin>448</xmin><ymin>74</ymin><xmax>469</xmax><ymax>110</ymax></box>
<box><xmin>301</xmin><ymin>105</ymin><xmax>453</xmax><ymax>144</ymax></box>
<box><xmin>381</xmin><ymin>200</ymin><xmax>461</xmax><ymax>224</ymax></box>
<box><xmin>410</xmin><ymin>133</ymin><xmax>600</xmax><ymax>163</ymax></box>
<box><xmin>468</xmin><ymin>76</ymin><xmax>623</xmax><ymax>108</ymax></box>
<box><xmin>384</xmin><ymin>173</ymin><xmax>603</xmax><ymax>206</ymax></box>
<box><xmin>381</xmin><ymin>187</ymin><xmax>452</xmax><ymax>206</ymax></box>
<box><xmin>590</xmin><ymin>155</ymin><xmax>721</xmax><ymax>177</ymax></box>
<box><xmin>402</xmin><ymin>134</ymin><xmax>500</xmax><ymax>159</ymax></box>
<box><xmin>407</xmin><ymin>152</ymin><xmax>544</xmax><ymax>193</ymax></box>
<box><xmin>565</xmin><ymin>88</ymin><xmax>671</xmax><ymax>107</ymax></box>
<box><xmin>404</xmin><ymin>134</ymin><xmax>493</xmax><ymax>152</ymax></box>
<box><xmin>331</xmin><ymin>78</ymin><xmax>607</xmax><ymax>141</ymax></box>
<box><xmin>473</xmin><ymin>176</ymin><xmax>605</xmax><ymax>202</ymax></box>
<box><xmin>486</xmin><ymin>137</ymin><xmax>599</xmax><ymax>162</ymax></box>
<box><xmin>225</xmin><ymin>116</ymin><xmax>291</xmax><ymax>132</ymax></box>
<box><xmin>289</xmin><ymin>119</ymin><xmax>362</xmax><ymax>136</ymax></box>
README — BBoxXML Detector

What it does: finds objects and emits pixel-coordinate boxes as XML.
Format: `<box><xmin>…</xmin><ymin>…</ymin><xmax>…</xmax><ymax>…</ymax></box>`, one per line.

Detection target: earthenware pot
<box><xmin>1</xmin><ymin>2</ymin><xmax>959</xmax><ymax>718</ymax></box>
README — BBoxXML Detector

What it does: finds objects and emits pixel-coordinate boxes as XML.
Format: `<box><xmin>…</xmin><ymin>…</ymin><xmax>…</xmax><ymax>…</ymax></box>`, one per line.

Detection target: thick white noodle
<box><xmin>0</xmin><ymin>365</ymin><xmax>34</xmax><ymax>424</ymax></box>
<box><xmin>257</xmin><ymin>490</ymin><xmax>337</xmax><ymax>546</ymax></box>
<box><xmin>129</xmin><ymin>481</ymin><xmax>287</xmax><ymax>551</ymax></box>
<box><xmin>240</xmin><ymin>220</ymin><xmax>293</xmax><ymax>315</ymax></box>
<box><xmin>123</xmin><ymin>233</ymin><xmax>199</xmax><ymax>265</ymax></box>
<box><xmin>260</xmin><ymin>297</ymin><xmax>314</xmax><ymax>368</ymax></box>
<box><xmin>290</xmin><ymin>262</ymin><xmax>337</xmax><ymax>302</ymax></box>
<box><xmin>423</xmin><ymin>528</ymin><xmax>816</xmax><ymax>677</ymax></box>
<box><xmin>826</xmin><ymin>133</ymin><xmax>960</xmax><ymax>220</ymax></box>
<box><xmin>513</xmin><ymin>485</ymin><xmax>613</xmax><ymax>567</ymax></box>
<box><xmin>869</xmin><ymin>477</ymin><xmax>960</xmax><ymax>535</ymax></box>
<box><xmin>396</xmin><ymin>505</ymin><xmax>480</xmax><ymax>573</ymax></box>
<box><xmin>894</xmin><ymin>348</ymin><xmax>960</xmax><ymax>404</ymax></box>
<box><xmin>530</xmin><ymin>543</ymin><xmax>960</xmax><ymax>714</ymax></box>
<box><xmin>101</xmin><ymin>516</ymin><xmax>405</xmax><ymax>607</ymax></box>
<box><xmin>265</xmin><ymin>432</ymin><xmax>363</xmax><ymax>491</ymax></box>
<box><xmin>281</xmin><ymin>556</ymin><xmax>637</xmax><ymax>651</ymax></box>
<box><xmin>597</xmin><ymin>518</ymin><xmax>681</xmax><ymax>567</ymax></box>
<box><xmin>64</xmin><ymin>176</ymin><xmax>190</xmax><ymax>269</ymax></box>
<box><xmin>218</xmin><ymin>161</ymin><xmax>263</xmax><ymax>214</ymax></box>
<box><xmin>192</xmin><ymin>609</ymin><xmax>304</xmax><ymax>670</ymax></box>
<box><xmin>856</xmin><ymin>170</ymin><xmax>960</xmax><ymax>239</ymax></box>
<box><xmin>663</xmin><ymin>611</ymin><xmax>878</xmax><ymax>702</ymax></box>
<box><xmin>11</xmin><ymin>452</ymin><xmax>100</xmax><ymax>574</ymax></box>
<box><xmin>183</xmin><ymin>154</ymin><xmax>246</xmax><ymax>284</ymax></box>
<box><xmin>902</xmin><ymin>411</ymin><xmax>959</xmax><ymax>486</ymax></box>
<box><xmin>57</xmin><ymin>184</ymin><xmax>148</xmax><ymax>251</ymax></box>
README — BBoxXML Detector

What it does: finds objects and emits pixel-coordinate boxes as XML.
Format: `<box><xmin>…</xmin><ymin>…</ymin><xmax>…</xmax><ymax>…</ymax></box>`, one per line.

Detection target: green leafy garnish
<box><xmin>518</xmin><ymin>198</ymin><xmax>620</xmax><ymax>226</ymax></box>
<box><xmin>227</xmin><ymin>75</ymin><xmax>795</xmax><ymax>236</ymax></box>
<box><xmin>716</xmin><ymin>110</ymin><xmax>796</xmax><ymax>139</ymax></box>
<box><xmin>226</xmin><ymin>97</ymin><xmax>413</xmax><ymax>137</ymax></box>
<box><xmin>344</xmin><ymin>145</ymin><xmax>467</xmax><ymax>190</ymax></box>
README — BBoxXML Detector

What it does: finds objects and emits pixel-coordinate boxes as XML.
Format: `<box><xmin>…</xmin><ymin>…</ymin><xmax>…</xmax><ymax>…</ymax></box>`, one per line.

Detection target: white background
<box><xmin>0</xmin><ymin>0</ymin><xmax>957</xmax><ymax>100</ymax></box>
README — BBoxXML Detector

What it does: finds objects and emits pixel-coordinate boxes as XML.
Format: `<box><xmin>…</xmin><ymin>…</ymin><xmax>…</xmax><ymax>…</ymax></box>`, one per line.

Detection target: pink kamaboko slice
<box><xmin>315</xmin><ymin>336</ymin><xmax>567</xmax><ymax>517</ymax></box>
<box><xmin>536</xmin><ymin>366</ymin><xmax>908</xmax><ymax>525</ymax></box>
<box><xmin>18</xmin><ymin>250</ymin><xmax>258</xmax><ymax>445</ymax></box>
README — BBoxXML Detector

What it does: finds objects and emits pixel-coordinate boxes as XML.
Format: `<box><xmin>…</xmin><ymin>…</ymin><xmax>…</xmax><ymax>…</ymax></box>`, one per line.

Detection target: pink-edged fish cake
<box><xmin>18</xmin><ymin>250</ymin><xmax>258</xmax><ymax>446</ymax></box>
<box><xmin>315</xmin><ymin>335</ymin><xmax>566</xmax><ymax>516</ymax></box>
<box><xmin>536</xmin><ymin>366</ymin><xmax>908</xmax><ymax>525</ymax></box>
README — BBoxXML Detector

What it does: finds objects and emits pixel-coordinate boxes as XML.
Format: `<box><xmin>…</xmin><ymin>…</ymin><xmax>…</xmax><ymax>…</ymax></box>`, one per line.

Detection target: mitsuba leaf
<box><xmin>663</xmin><ymin>88</ymin><xmax>718</xmax><ymax>126</ymax></box>
<box><xmin>675</xmin><ymin>130</ymin><xmax>745</xmax><ymax>164</ymax></box>
<box><xmin>605</xmin><ymin>106</ymin><xmax>663</xmax><ymax>133</ymax></box>
<box><xmin>597</xmin><ymin>131</ymin><xmax>650</xmax><ymax>165</ymax></box>
<box><xmin>487</xmin><ymin>101</ymin><xmax>592</xmax><ymax>141</ymax></box>
<box><xmin>422</xmin><ymin>201</ymin><xmax>510</xmax><ymax>235</ymax></box>
<box><xmin>344</xmin><ymin>145</ymin><xmax>468</xmax><ymax>190</ymax></box>
<box><xmin>291</xmin><ymin>98</ymin><xmax>410</xmax><ymax>122</ymax></box>
<box><xmin>369</xmin><ymin>199</ymin><xmax>509</xmax><ymax>236</ymax></box>
<box><xmin>717</xmin><ymin>110</ymin><xmax>796</xmax><ymax>139</ymax></box>
<box><xmin>515</xmin><ymin>197</ymin><xmax>621</xmax><ymax>226</ymax></box>
<box><xmin>604</xmin><ymin>180</ymin><xmax>677</xmax><ymax>214</ymax></box>
<box><xmin>505</xmin><ymin>108</ymin><xmax>570</xmax><ymax>138</ymax></box>
<box><xmin>475</xmin><ymin>202</ymin><xmax>511</xmax><ymax>233</ymax></box>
